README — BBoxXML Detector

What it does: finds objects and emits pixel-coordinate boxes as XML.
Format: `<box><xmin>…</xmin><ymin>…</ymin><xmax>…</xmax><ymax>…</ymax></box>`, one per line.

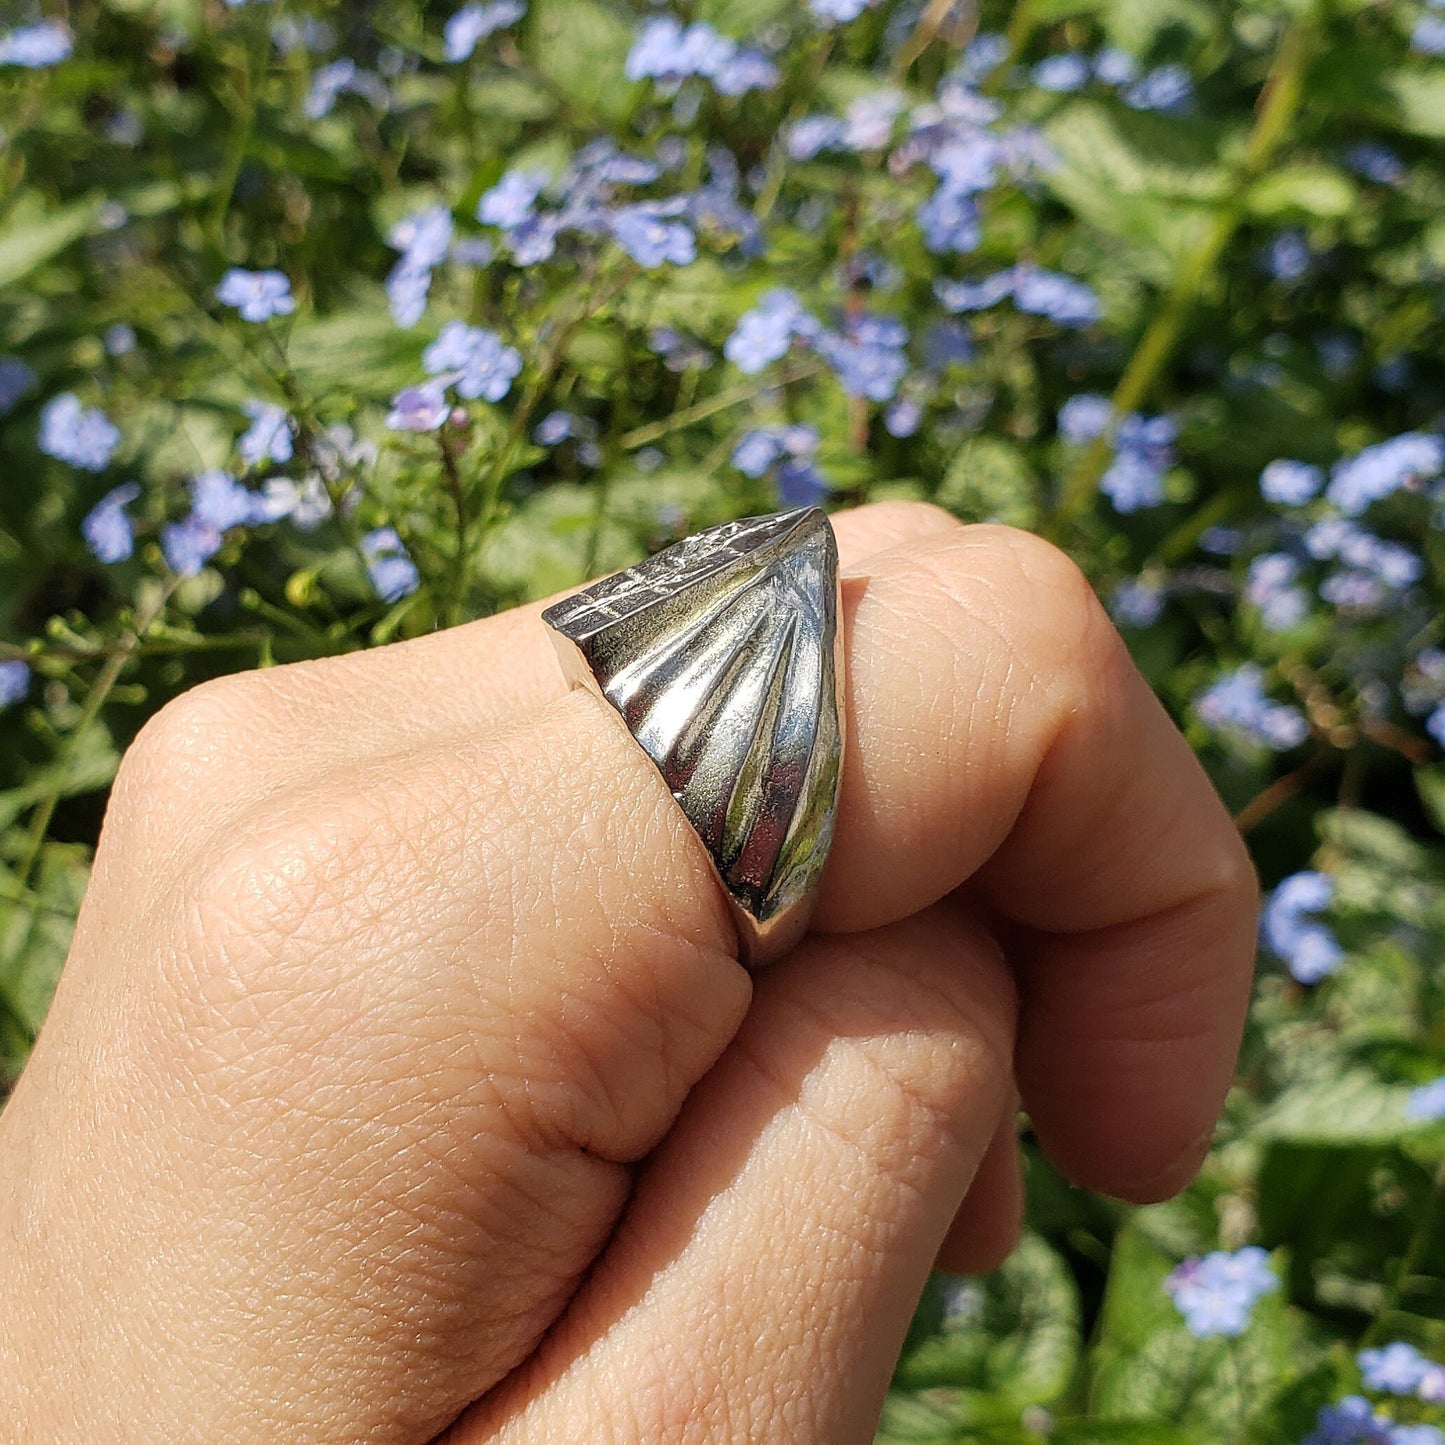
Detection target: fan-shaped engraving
<box><xmin>542</xmin><ymin>507</ymin><xmax>845</xmax><ymax>966</ymax></box>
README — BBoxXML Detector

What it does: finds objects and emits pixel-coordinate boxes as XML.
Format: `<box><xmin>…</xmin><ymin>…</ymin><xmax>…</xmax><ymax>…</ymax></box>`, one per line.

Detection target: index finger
<box><xmin>820</xmin><ymin>523</ymin><xmax>1258</xmax><ymax>1202</ymax></box>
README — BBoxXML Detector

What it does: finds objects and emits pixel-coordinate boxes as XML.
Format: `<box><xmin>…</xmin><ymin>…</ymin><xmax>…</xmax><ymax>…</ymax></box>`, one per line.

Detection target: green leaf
<box><xmin>0</xmin><ymin>193</ymin><xmax>105</xmax><ymax>291</ymax></box>
<box><xmin>894</xmin><ymin>1238</ymin><xmax>1082</xmax><ymax>1416</ymax></box>
<box><xmin>1415</xmin><ymin>764</ymin><xmax>1445</xmax><ymax>839</ymax></box>
<box><xmin>935</xmin><ymin>436</ymin><xmax>1040</xmax><ymax>530</ymax></box>
<box><xmin>0</xmin><ymin>845</ymin><xmax>89</xmax><ymax>1086</ymax></box>
<box><xmin>1245</xmin><ymin>165</ymin><xmax>1358</xmax><ymax>221</ymax></box>
<box><xmin>1042</xmin><ymin>102</ymin><xmax>1229</xmax><ymax>286</ymax></box>
<box><xmin>1051</xmin><ymin>1423</ymin><xmax>1196</xmax><ymax>1445</ymax></box>
<box><xmin>1253</xmin><ymin>1068</ymin><xmax>1415</xmax><ymax>1145</ymax></box>
<box><xmin>526</xmin><ymin>0</ymin><xmax>636</xmax><ymax>122</ymax></box>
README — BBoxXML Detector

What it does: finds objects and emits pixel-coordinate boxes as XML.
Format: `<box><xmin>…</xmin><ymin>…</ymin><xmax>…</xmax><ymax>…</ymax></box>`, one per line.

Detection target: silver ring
<box><xmin>542</xmin><ymin>507</ymin><xmax>845</xmax><ymax>967</ymax></box>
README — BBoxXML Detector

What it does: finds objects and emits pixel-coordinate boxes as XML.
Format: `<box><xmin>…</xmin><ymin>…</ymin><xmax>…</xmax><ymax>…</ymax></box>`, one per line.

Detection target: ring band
<box><xmin>542</xmin><ymin>507</ymin><xmax>845</xmax><ymax>967</ymax></box>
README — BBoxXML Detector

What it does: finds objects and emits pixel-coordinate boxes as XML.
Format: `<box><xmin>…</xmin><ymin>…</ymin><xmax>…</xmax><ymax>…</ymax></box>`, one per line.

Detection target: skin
<box><xmin>0</xmin><ymin>502</ymin><xmax>1259</xmax><ymax>1443</ymax></box>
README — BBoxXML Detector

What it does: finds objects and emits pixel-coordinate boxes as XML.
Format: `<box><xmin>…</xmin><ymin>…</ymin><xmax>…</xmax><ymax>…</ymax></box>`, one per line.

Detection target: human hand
<box><xmin>0</xmin><ymin>502</ymin><xmax>1257</xmax><ymax>1443</ymax></box>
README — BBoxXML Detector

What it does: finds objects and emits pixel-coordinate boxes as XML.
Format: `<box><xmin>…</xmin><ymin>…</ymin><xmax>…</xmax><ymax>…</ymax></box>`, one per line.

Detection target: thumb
<box><xmin>449</xmin><ymin>899</ymin><xmax>1016</xmax><ymax>1445</ymax></box>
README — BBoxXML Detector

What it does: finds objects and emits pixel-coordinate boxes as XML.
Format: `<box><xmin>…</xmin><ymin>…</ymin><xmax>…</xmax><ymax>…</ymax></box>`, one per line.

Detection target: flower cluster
<box><xmin>1164</xmin><ymin>1246</ymin><xmax>1277</xmax><ymax>1338</ymax></box>
<box><xmin>1262</xmin><ymin>871</ymin><xmax>1344</xmax><ymax>984</ymax></box>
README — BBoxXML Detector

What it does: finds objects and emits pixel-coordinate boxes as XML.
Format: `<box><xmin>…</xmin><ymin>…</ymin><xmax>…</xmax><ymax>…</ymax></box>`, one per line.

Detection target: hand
<box><xmin>0</xmin><ymin>502</ymin><xmax>1257</xmax><ymax>1443</ymax></box>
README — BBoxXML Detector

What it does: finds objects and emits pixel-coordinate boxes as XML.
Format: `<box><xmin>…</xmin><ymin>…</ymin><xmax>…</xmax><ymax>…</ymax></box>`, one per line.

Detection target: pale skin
<box><xmin>0</xmin><ymin>502</ymin><xmax>1259</xmax><ymax>1443</ymax></box>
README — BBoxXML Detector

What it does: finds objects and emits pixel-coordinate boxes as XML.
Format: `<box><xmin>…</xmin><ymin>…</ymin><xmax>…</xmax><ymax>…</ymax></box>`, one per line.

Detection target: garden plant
<box><xmin>3</xmin><ymin>0</ymin><xmax>1445</xmax><ymax>1439</ymax></box>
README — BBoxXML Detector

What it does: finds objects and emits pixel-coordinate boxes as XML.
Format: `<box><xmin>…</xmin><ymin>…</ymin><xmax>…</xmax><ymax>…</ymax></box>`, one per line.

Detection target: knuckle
<box><xmin>113</xmin><ymin>674</ymin><xmax>267</xmax><ymax>808</ymax></box>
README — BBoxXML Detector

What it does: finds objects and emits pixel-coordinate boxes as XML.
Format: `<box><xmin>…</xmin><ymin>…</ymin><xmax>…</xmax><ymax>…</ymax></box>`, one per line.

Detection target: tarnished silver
<box><xmin>542</xmin><ymin>507</ymin><xmax>845</xmax><ymax>967</ymax></box>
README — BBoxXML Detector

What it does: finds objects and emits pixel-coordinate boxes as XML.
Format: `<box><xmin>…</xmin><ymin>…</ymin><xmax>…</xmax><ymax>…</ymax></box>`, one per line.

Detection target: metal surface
<box><xmin>542</xmin><ymin>507</ymin><xmax>845</xmax><ymax>967</ymax></box>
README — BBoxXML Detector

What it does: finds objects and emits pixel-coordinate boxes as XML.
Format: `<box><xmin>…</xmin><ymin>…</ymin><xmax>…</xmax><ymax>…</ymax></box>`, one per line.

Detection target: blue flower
<box><xmin>1110</xmin><ymin>577</ymin><xmax>1165</xmax><ymax>627</ymax></box>
<box><xmin>1246</xmin><ymin>553</ymin><xmax>1308</xmax><ymax>630</ymax></box>
<box><xmin>215</xmin><ymin>269</ymin><xmax>296</xmax><ymax>323</ymax></box>
<box><xmin>1327</xmin><ymin>433</ymin><xmax>1445</xmax><ymax>515</ymax></box>
<box><xmin>1261</xmin><ymin>458</ymin><xmax>1324</xmax><ymax>504</ymax></box>
<box><xmin>189</xmin><ymin>470</ymin><xmax>264</xmax><ymax>531</ymax></box>
<box><xmin>386</xmin><ymin>264</ymin><xmax>432</xmax><ymax>329</ymax></box>
<box><xmin>610</xmin><ymin>202</ymin><xmax>696</xmax><ymax>267</ymax></box>
<box><xmin>958</xmin><ymin>32</ymin><xmax>1008</xmax><ymax>85</ymax></box>
<box><xmin>0</xmin><ymin>20</ymin><xmax>72</xmax><ymax>67</ymax></box>
<box><xmin>1393</xmin><ymin>1427</ymin><xmax>1445</xmax><ymax>1445</ymax></box>
<box><xmin>1196</xmin><ymin>664</ymin><xmax>1309</xmax><ymax>751</ymax></box>
<box><xmin>0</xmin><ymin>356</ymin><xmax>36</xmax><ymax>415</ymax></box>
<box><xmin>443</xmin><ymin>0</ymin><xmax>524</xmax><ymax>61</ymax></box>
<box><xmin>817</xmin><ymin>314</ymin><xmax>909</xmax><ymax>402</ymax></box>
<box><xmin>1304</xmin><ymin>1397</ymin><xmax>1393</xmax><ymax>1445</ymax></box>
<box><xmin>1093</xmin><ymin>47</ymin><xmax>1140</xmax><ymax>85</ymax></box>
<box><xmin>390</xmin><ymin>207</ymin><xmax>454</xmax><ymax>272</ymax></box>
<box><xmin>724</xmin><ymin>290</ymin><xmax>817</xmax><ymax>374</ymax></box>
<box><xmin>841</xmin><ymin>89</ymin><xmax>904</xmax><ymax>151</ymax></box>
<box><xmin>386</xmin><ymin>383</ymin><xmax>451</xmax><ymax>432</ymax></box>
<box><xmin>1165</xmin><ymin>1247</ymin><xmax>1277</xmax><ymax>1338</ymax></box>
<box><xmin>714</xmin><ymin>49</ymin><xmax>780</xmax><ymax>96</ymax></box>
<box><xmin>39</xmin><ymin>393</ymin><xmax>121</xmax><ymax>471</ymax></box>
<box><xmin>361</xmin><ymin>527</ymin><xmax>420</xmax><ymax>602</ymax></box>
<box><xmin>806</xmin><ymin>0</ymin><xmax>874</xmax><ymax>22</ymax></box>
<box><xmin>423</xmin><ymin>321</ymin><xmax>523</xmax><ymax>402</ymax></box>
<box><xmin>0</xmin><ymin>660</ymin><xmax>30</xmax><ymax>709</ymax></box>
<box><xmin>917</xmin><ymin>185</ymin><xmax>981</xmax><ymax>254</ymax></box>
<box><xmin>237</xmin><ymin>401</ymin><xmax>293</xmax><ymax>469</ymax></box>
<box><xmin>1124</xmin><ymin>63</ymin><xmax>1193</xmax><ymax>112</ymax></box>
<box><xmin>732</xmin><ymin>429</ymin><xmax>787</xmax><ymax>478</ymax></box>
<box><xmin>786</xmin><ymin>116</ymin><xmax>843</xmax><ymax>161</ymax></box>
<box><xmin>1406</xmin><ymin>1078</ymin><xmax>1445</xmax><ymax>1122</ymax></box>
<box><xmin>1262</xmin><ymin>870</ymin><xmax>1342</xmax><ymax>983</ymax></box>
<box><xmin>104</xmin><ymin>324</ymin><xmax>137</xmax><ymax>357</ymax></box>
<box><xmin>625</xmin><ymin>17</ymin><xmax>734</xmax><ymax>89</ymax></box>
<box><xmin>1359</xmin><ymin>1344</ymin><xmax>1432</xmax><ymax>1395</ymax></box>
<box><xmin>1032</xmin><ymin>53</ymin><xmax>1090</xmax><ymax>92</ymax></box>
<box><xmin>935</xmin><ymin>271</ymin><xmax>1016</xmax><ymax>314</ymax></box>
<box><xmin>1099</xmin><ymin>413</ymin><xmax>1175</xmax><ymax>514</ymax></box>
<box><xmin>1346</xmin><ymin>142</ymin><xmax>1405</xmax><ymax>186</ymax></box>
<box><xmin>478</xmin><ymin>170</ymin><xmax>547</xmax><ymax>229</ymax></box>
<box><xmin>1413</xmin><ymin>15</ymin><xmax>1445</xmax><ymax>54</ymax></box>
<box><xmin>305</xmin><ymin>59</ymin><xmax>359</xmax><ymax>120</ymax></box>
<box><xmin>1058</xmin><ymin>393</ymin><xmax>1113</xmax><ymax>444</ymax></box>
<box><xmin>778</xmin><ymin>459</ymin><xmax>828</xmax><ymax>507</ymax></box>
<box><xmin>885</xmin><ymin>395</ymin><xmax>923</xmax><ymax>438</ymax></box>
<box><xmin>81</xmin><ymin>482</ymin><xmax>141</xmax><ymax>563</ymax></box>
<box><xmin>160</xmin><ymin>515</ymin><xmax>224</xmax><ymax>577</ymax></box>
<box><xmin>1267</xmin><ymin>229</ymin><xmax>1311</xmax><ymax>281</ymax></box>
<box><xmin>1013</xmin><ymin>265</ymin><xmax>1101</xmax><ymax>325</ymax></box>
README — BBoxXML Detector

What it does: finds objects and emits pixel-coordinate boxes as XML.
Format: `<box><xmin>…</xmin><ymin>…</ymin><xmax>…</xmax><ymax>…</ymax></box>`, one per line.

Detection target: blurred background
<box><xmin>2</xmin><ymin>0</ymin><xmax>1444</xmax><ymax>1438</ymax></box>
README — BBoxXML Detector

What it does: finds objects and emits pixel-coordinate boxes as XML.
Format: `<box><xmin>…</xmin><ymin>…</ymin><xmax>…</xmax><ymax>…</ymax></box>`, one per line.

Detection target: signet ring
<box><xmin>541</xmin><ymin>508</ymin><xmax>845</xmax><ymax>968</ymax></box>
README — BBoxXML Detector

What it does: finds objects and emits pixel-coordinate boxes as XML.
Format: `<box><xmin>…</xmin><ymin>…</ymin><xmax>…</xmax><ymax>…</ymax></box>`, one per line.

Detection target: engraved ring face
<box><xmin>542</xmin><ymin>507</ymin><xmax>845</xmax><ymax>967</ymax></box>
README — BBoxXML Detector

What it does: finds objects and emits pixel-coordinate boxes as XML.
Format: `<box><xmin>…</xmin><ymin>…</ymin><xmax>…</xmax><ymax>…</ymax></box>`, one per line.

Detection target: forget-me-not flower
<box><xmin>0</xmin><ymin>660</ymin><xmax>30</xmax><ymax>709</ymax></box>
<box><xmin>1303</xmin><ymin>1396</ymin><xmax>1393</xmax><ymax>1445</ymax></box>
<box><xmin>1406</xmin><ymin>1078</ymin><xmax>1445</xmax><ymax>1123</ymax></box>
<box><xmin>216</xmin><ymin>269</ymin><xmax>296</xmax><ymax>323</ymax></box>
<box><xmin>160</xmin><ymin>515</ymin><xmax>224</xmax><ymax>577</ymax></box>
<box><xmin>1262</xmin><ymin>871</ymin><xmax>1343</xmax><ymax>983</ymax></box>
<box><xmin>0</xmin><ymin>20</ymin><xmax>72</xmax><ymax>67</ymax></box>
<box><xmin>423</xmin><ymin>322</ymin><xmax>523</xmax><ymax>402</ymax></box>
<box><xmin>39</xmin><ymin>393</ymin><xmax>121</xmax><ymax>471</ymax></box>
<box><xmin>444</xmin><ymin>0</ymin><xmax>524</xmax><ymax>61</ymax></box>
<box><xmin>1058</xmin><ymin>394</ymin><xmax>1113</xmax><ymax>444</ymax></box>
<box><xmin>1165</xmin><ymin>1246</ymin><xmax>1277</xmax><ymax>1338</ymax></box>
<box><xmin>610</xmin><ymin>202</ymin><xmax>696</xmax><ymax>268</ymax></box>
<box><xmin>1261</xmin><ymin>458</ymin><xmax>1324</xmax><ymax>505</ymax></box>
<box><xmin>361</xmin><ymin>527</ymin><xmax>420</xmax><ymax>602</ymax></box>
<box><xmin>1359</xmin><ymin>1343</ymin><xmax>1433</xmax><ymax>1396</ymax></box>
<box><xmin>0</xmin><ymin>357</ymin><xmax>36</xmax><ymax>415</ymax></box>
<box><xmin>238</xmin><ymin>401</ymin><xmax>294</xmax><ymax>468</ymax></box>
<box><xmin>81</xmin><ymin>482</ymin><xmax>142</xmax><ymax>564</ymax></box>
<box><xmin>1327</xmin><ymin>433</ymin><xmax>1445</xmax><ymax>515</ymax></box>
<box><xmin>725</xmin><ymin>290</ymin><xmax>817</xmax><ymax>374</ymax></box>
<box><xmin>1197</xmin><ymin>664</ymin><xmax>1310</xmax><ymax>751</ymax></box>
<box><xmin>386</xmin><ymin>383</ymin><xmax>451</xmax><ymax>433</ymax></box>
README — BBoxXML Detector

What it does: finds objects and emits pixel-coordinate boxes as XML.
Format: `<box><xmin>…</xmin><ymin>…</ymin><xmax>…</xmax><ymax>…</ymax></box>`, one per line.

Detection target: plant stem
<box><xmin>14</xmin><ymin>580</ymin><xmax>177</xmax><ymax>891</ymax></box>
<box><xmin>1055</xmin><ymin>22</ymin><xmax>1310</xmax><ymax>523</ymax></box>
